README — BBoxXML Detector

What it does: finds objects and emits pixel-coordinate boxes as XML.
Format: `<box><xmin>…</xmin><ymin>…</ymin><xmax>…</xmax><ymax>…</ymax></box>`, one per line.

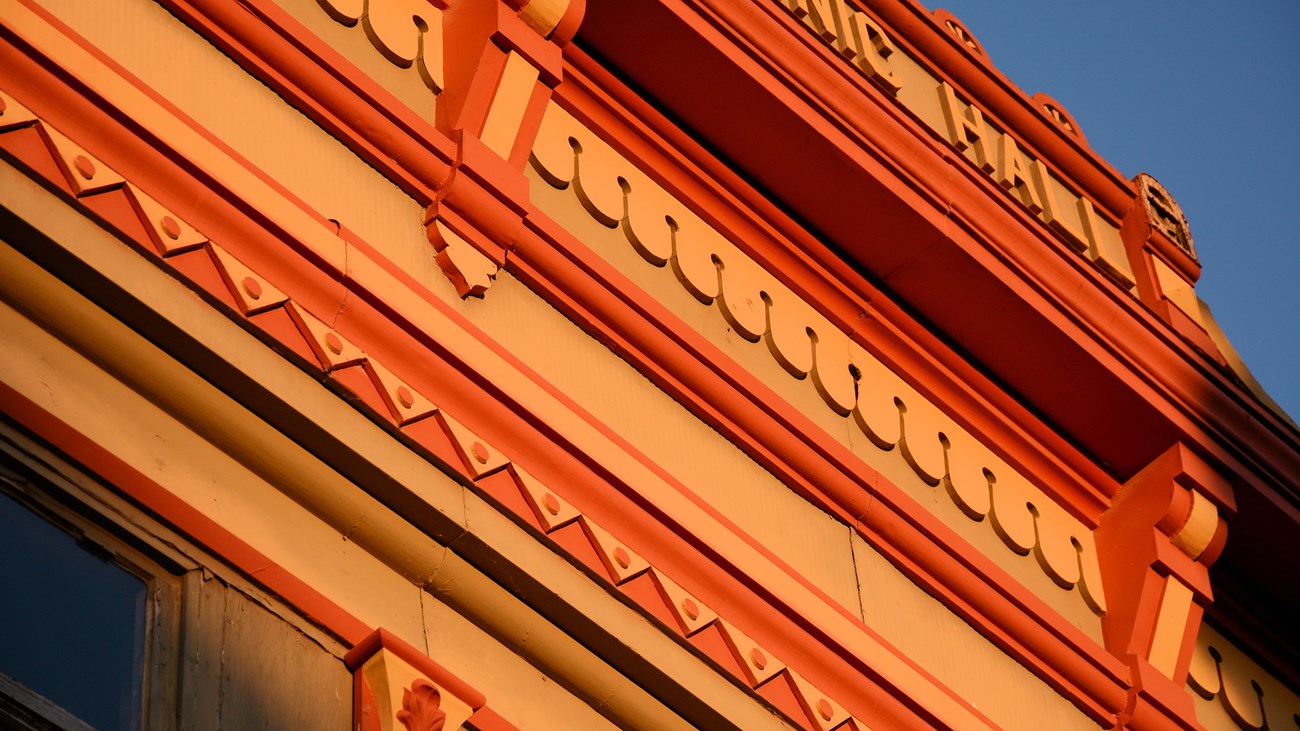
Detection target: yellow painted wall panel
<box><xmin>277</xmin><ymin>0</ymin><xmax>437</xmax><ymax>119</ymax></box>
<box><xmin>851</xmin><ymin>534</ymin><xmax>1101</xmax><ymax>731</ymax></box>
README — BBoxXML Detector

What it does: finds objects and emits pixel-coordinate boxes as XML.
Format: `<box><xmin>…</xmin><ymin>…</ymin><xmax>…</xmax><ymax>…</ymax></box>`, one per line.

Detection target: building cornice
<box><xmin>575</xmin><ymin>0</ymin><xmax>1299</xmax><ymax>505</ymax></box>
<box><xmin>4</xmin><ymin>0</ymin><xmax>1297</xmax><ymax>726</ymax></box>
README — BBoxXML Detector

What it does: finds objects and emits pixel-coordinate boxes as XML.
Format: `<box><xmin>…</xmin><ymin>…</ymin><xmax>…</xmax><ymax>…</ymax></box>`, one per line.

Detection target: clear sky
<box><xmin>931</xmin><ymin>1</ymin><xmax>1300</xmax><ymax>421</ymax></box>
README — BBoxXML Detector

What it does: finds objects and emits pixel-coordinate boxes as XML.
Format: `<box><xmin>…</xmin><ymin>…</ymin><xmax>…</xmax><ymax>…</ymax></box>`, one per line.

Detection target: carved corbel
<box><xmin>346</xmin><ymin>628</ymin><xmax>500</xmax><ymax>731</ymax></box>
<box><xmin>427</xmin><ymin>0</ymin><xmax>585</xmax><ymax>297</ymax></box>
<box><xmin>1095</xmin><ymin>444</ymin><xmax>1236</xmax><ymax>729</ymax></box>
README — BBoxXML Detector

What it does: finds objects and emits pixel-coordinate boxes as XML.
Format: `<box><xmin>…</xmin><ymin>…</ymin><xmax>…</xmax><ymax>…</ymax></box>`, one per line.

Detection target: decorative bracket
<box><xmin>425</xmin><ymin>0</ymin><xmax>585</xmax><ymax>297</ymax></box>
<box><xmin>1095</xmin><ymin>443</ymin><xmax>1235</xmax><ymax>729</ymax></box>
<box><xmin>345</xmin><ymin>628</ymin><xmax>511</xmax><ymax>731</ymax></box>
<box><xmin>309</xmin><ymin>0</ymin><xmax>585</xmax><ymax>298</ymax></box>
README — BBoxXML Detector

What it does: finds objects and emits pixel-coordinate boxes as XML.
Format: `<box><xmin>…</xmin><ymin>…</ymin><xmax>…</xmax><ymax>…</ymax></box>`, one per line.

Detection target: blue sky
<box><xmin>932</xmin><ymin>1</ymin><xmax>1300</xmax><ymax>421</ymax></box>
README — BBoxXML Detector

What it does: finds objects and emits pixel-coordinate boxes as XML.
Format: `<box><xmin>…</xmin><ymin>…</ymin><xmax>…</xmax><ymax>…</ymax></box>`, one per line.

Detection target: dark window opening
<box><xmin>0</xmin><ymin>488</ymin><xmax>147</xmax><ymax>731</ymax></box>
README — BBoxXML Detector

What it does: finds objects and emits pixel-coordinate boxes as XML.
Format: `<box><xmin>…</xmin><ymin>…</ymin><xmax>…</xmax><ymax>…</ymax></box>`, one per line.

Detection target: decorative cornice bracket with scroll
<box><xmin>1095</xmin><ymin>443</ymin><xmax>1236</xmax><ymax>729</ymax></box>
<box><xmin>345</xmin><ymin>628</ymin><xmax>509</xmax><ymax>731</ymax></box>
<box><xmin>428</xmin><ymin>0</ymin><xmax>585</xmax><ymax>297</ymax></box>
<box><xmin>310</xmin><ymin>0</ymin><xmax>585</xmax><ymax>298</ymax></box>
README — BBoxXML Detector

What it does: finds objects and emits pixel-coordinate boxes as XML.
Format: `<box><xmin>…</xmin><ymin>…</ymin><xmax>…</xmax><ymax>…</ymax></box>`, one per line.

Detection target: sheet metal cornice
<box><xmin>556</xmin><ymin>44</ymin><xmax>1119</xmax><ymax>520</ymax></box>
<box><xmin>574</xmin><ymin>0</ymin><xmax>1300</xmax><ymax>498</ymax></box>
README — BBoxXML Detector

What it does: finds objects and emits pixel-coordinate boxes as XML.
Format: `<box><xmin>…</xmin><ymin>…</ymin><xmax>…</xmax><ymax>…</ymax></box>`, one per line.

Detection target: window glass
<box><xmin>0</xmin><ymin>489</ymin><xmax>147</xmax><ymax>731</ymax></box>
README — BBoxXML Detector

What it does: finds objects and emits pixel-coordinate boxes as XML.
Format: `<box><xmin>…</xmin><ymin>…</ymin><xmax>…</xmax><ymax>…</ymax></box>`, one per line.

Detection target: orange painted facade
<box><xmin>0</xmin><ymin>0</ymin><xmax>1296</xmax><ymax>729</ymax></box>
